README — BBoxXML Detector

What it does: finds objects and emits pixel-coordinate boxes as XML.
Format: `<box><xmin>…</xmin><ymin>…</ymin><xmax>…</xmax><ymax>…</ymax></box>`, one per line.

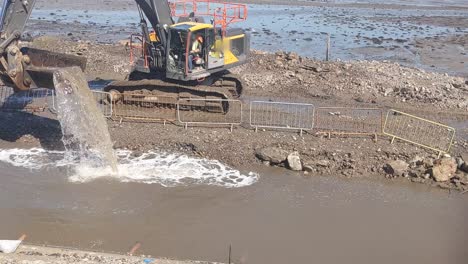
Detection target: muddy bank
<box><xmin>0</xmin><ymin>245</ymin><xmax>220</xmax><ymax>264</ymax></box>
<box><xmin>2</xmin><ymin>37</ymin><xmax>461</xmax><ymax>191</ymax></box>
<box><xmin>109</xmin><ymin>121</ymin><xmax>468</xmax><ymax>191</ymax></box>
<box><xmin>1</xmin><ymin>109</ymin><xmax>467</xmax><ymax>192</ymax></box>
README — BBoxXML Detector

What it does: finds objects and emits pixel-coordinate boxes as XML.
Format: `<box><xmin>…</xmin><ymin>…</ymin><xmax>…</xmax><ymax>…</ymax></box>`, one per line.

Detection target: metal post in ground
<box><xmin>326</xmin><ymin>33</ymin><xmax>331</xmax><ymax>61</ymax></box>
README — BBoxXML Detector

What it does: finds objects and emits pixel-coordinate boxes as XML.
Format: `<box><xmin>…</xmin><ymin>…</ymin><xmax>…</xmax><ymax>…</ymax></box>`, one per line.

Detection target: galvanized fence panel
<box><xmin>249</xmin><ymin>101</ymin><xmax>315</xmax><ymax>132</ymax></box>
<box><xmin>112</xmin><ymin>92</ymin><xmax>177</xmax><ymax>122</ymax></box>
<box><xmin>92</xmin><ymin>91</ymin><xmax>113</xmax><ymax>118</ymax></box>
<box><xmin>383</xmin><ymin>109</ymin><xmax>456</xmax><ymax>154</ymax></box>
<box><xmin>0</xmin><ymin>86</ymin><xmax>54</xmax><ymax>112</ymax></box>
<box><xmin>178</xmin><ymin>98</ymin><xmax>243</xmax><ymax>129</ymax></box>
<box><xmin>314</xmin><ymin>107</ymin><xmax>383</xmax><ymax>135</ymax></box>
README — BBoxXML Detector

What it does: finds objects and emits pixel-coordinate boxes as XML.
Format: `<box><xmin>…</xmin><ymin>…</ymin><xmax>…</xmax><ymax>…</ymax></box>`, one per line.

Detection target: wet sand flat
<box><xmin>29</xmin><ymin>1</ymin><xmax>468</xmax><ymax>77</ymax></box>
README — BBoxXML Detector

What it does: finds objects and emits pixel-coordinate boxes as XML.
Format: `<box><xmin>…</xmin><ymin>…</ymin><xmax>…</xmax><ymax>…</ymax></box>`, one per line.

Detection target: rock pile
<box><xmin>256</xmin><ymin>145</ymin><xmax>468</xmax><ymax>191</ymax></box>
<box><xmin>382</xmin><ymin>155</ymin><xmax>467</xmax><ymax>190</ymax></box>
<box><xmin>234</xmin><ymin>51</ymin><xmax>468</xmax><ymax>110</ymax></box>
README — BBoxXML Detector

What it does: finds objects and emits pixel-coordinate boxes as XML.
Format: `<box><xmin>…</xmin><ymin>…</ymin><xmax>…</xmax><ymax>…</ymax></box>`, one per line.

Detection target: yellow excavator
<box><xmin>0</xmin><ymin>0</ymin><xmax>250</xmax><ymax>113</ymax></box>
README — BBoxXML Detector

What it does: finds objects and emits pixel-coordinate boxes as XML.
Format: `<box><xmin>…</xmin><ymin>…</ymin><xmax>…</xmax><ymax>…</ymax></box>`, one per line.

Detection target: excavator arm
<box><xmin>0</xmin><ymin>0</ymin><xmax>87</xmax><ymax>91</ymax></box>
<box><xmin>0</xmin><ymin>0</ymin><xmax>33</xmax><ymax>54</ymax></box>
<box><xmin>0</xmin><ymin>0</ymin><xmax>173</xmax><ymax>91</ymax></box>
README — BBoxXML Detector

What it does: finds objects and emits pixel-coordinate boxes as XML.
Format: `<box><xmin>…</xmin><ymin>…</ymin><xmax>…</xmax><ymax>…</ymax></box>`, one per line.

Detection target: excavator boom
<box><xmin>0</xmin><ymin>0</ymin><xmax>89</xmax><ymax>90</ymax></box>
<box><xmin>0</xmin><ymin>0</ymin><xmax>35</xmax><ymax>53</ymax></box>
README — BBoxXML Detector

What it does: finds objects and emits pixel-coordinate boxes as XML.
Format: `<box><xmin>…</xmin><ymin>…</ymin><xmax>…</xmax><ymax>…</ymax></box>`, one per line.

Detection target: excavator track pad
<box><xmin>103</xmin><ymin>74</ymin><xmax>243</xmax><ymax>115</ymax></box>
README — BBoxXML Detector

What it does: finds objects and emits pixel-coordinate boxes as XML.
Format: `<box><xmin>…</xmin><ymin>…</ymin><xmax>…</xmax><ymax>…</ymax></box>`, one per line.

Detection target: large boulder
<box><xmin>287</xmin><ymin>151</ymin><xmax>303</xmax><ymax>171</ymax></box>
<box><xmin>256</xmin><ymin>147</ymin><xmax>289</xmax><ymax>164</ymax></box>
<box><xmin>384</xmin><ymin>160</ymin><xmax>409</xmax><ymax>176</ymax></box>
<box><xmin>432</xmin><ymin>158</ymin><xmax>458</xmax><ymax>182</ymax></box>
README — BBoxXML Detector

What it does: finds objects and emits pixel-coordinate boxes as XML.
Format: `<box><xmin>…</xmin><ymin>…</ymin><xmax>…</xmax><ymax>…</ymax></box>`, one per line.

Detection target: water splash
<box><xmin>53</xmin><ymin>67</ymin><xmax>118</xmax><ymax>173</ymax></box>
<box><xmin>0</xmin><ymin>67</ymin><xmax>258</xmax><ymax>188</ymax></box>
<box><xmin>0</xmin><ymin>148</ymin><xmax>259</xmax><ymax>188</ymax></box>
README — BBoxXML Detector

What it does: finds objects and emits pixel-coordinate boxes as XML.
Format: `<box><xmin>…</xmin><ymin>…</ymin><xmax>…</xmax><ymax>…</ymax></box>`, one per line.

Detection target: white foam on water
<box><xmin>0</xmin><ymin>148</ymin><xmax>258</xmax><ymax>188</ymax></box>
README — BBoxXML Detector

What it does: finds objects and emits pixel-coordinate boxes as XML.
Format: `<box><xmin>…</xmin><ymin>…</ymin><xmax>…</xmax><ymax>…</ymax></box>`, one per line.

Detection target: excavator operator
<box><xmin>188</xmin><ymin>34</ymin><xmax>204</xmax><ymax>73</ymax></box>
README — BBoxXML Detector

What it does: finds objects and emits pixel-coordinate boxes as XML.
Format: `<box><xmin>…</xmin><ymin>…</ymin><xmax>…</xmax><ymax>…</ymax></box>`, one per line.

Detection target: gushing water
<box><xmin>0</xmin><ymin>67</ymin><xmax>259</xmax><ymax>187</ymax></box>
<box><xmin>53</xmin><ymin>67</ymin><xmax>118</xmax><ymax>173</ymax></box>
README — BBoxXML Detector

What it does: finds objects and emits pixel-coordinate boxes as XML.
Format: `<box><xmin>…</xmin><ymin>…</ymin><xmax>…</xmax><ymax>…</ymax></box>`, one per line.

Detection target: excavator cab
<box><xmin>166</xmin><ymin>23</ymin><xmax>214</xmax><ymax>80</ymax></box>
<box><xmin>164</xmin><ymin>21</ymin><xmax>249</xmax><ymax>82</ymax></box>
<box><xmin>127</xmin><ymin>0</ymin><xmax>249</xmax><ymax>83</ymax></box>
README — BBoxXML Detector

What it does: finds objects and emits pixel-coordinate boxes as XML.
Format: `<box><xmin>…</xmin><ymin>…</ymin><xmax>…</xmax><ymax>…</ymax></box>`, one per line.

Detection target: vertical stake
<box><xmin>326</xmin><ymin>33</ymin><xmax>331</xmax><ymax>61</ymax></box>
<box><xmin>230</xmin><ymin>124</ymin><xmax>234</xmax><ymax>133</ymax></box>
<box><xmin>228</xmin><ymin>244</ymin><xmax>232</xmax><ymax>264</ymax></box>
<box><xmin>185</xmin><ymin>123</ymin><xmax>188</xmax><ymax>130</ymax></box>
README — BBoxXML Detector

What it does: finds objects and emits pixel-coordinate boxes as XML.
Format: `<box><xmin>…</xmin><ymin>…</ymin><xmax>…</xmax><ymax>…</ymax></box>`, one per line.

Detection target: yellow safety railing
<box><xmin>383</xmin><ymin>109</ymin><xmax>456</xmax><ymax>155</ymax></box>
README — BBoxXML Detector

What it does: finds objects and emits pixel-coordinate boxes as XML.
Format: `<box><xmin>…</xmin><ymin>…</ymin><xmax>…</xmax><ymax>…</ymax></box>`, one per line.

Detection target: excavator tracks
<box><xmin>103</xmin><ymin>74</ymin><xmax>243</xmax><ymax>116</ymax></box>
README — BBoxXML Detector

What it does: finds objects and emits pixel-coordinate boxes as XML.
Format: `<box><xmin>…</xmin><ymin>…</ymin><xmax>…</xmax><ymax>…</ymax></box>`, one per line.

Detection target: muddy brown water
<box><xmin>1</xmin><ymin>163</ymin><xmax>467</xmax><ymax>264</ymax></box>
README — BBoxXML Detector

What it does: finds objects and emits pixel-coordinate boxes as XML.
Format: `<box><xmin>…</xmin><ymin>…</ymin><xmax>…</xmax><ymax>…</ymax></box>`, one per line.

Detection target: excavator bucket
<box><xmin>22</xmin><ymin>47</ymin><xmax>87</xmax><ymax>71</ymax></box>
<box><xmin>21</xmin><ymin>48</ymin><xmax>87</xmax><ymax>90</ymax></box>
<box><xmin>0</xmin><ymin>47</ymin><xmax>87</xmax><ymax>91</ymax></box>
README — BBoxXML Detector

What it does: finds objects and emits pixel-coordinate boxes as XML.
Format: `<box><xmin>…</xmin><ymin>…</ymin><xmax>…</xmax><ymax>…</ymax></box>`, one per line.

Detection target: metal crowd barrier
<box><xmin>249</xmin><ymin>101</ymin><xmax>315</xmax><ymax>134</ymax></box>
<box><xmin>177</xmin><ymin>98</ymin><xmax>243</xmax><ymax>130</ymax></box>
<box><xmin>383</xmin><ymin>109</ymin><xmax>456</xmax><ymax>155</ymax></box>
<box><xmin>1</xmin><ymin>84</ymin><xmax>459</xmax><ymax>156</ymax></box>
<box><xmin>0</xmin><ymin>86</ymin><xmax>53</xmax><ymax>112</ymax></box>
<box><xmin>111</xmin><ymin>92</ymin><xmax>177</xmax><ymax>122</ymax></box>
<box><xmin>314</xmin><ymin>107</ymin><xmax>383</xmax><ymax>137</ymax></box>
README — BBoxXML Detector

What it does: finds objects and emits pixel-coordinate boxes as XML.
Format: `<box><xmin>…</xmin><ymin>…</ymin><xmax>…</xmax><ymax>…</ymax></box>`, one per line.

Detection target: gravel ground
<box><xmin>26</xmin><ymin>37</ymin><xmax>468</xmax><ymax>112</ymax></box>
<box><xmin>234</xmin><ymin>51</ymin><xmax>468</xmax><ymax>111</ymax></box>
<box><xmin>0</xmin><ymin>37</ymin><xmax>459</xmax><ymax>192</ymax></box>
